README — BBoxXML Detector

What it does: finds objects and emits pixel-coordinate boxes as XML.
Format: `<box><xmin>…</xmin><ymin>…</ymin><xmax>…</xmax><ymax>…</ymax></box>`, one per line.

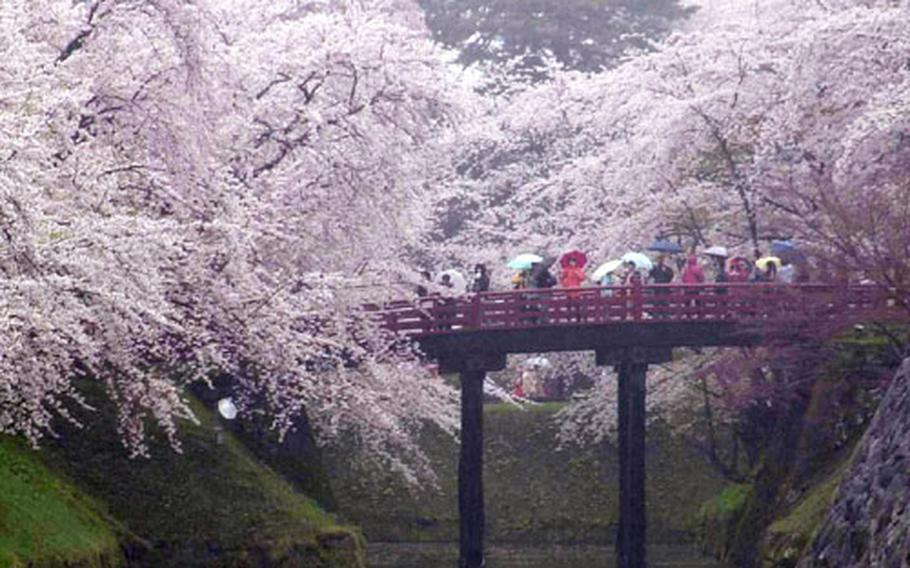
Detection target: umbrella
<box><xmin>647</xmin><ymin>239</ymin><xmax>683</xmax><ymax>254</ymax></box>
<box><xmin>524</xmin><ymin>356</ymin><xmax>551</xmax><ymax>368</ymax></box>
<box><xmin>435</xmin><ymin>269</ymin><xmax>467</xmax><ymax>293</ymax></box>
<box><xmin>507</xmin><ymin>253</ymin><xmax>543</xmax><ymax>270</ymax></box>
<box><xmin>217</xmin><ymin>398</ymin><xmax>238</xmax><ymax>420</ymax></box>
<box><xmin>772</xmin><ymin>240</ymin><xmax>807</xmax><ymax>263</ymax></box>
<box><xmin>591</xmin><ymin>259</ymin><xmax>624</xmax><ymax>282</ymax></box>
<box><xmin>704</xmin><ymin>245</ymin><xmax>729</xmax><ymax>258</ymax></box>
<box><xmin>560</xmin><ymin>250</ymin><xmax>588</xmax><ymax>268</ymax></box>
<box><xmin>770</xmin><ymin>240</ymin><xmax>796</xmax><ymax>254</ymax></box>
<box><xmin>755</xmin><ymin>256</ymin><xmax>782</xmax><ymax>271</ymax></box>
<box><xmin>621</xmin><ymin>252</ymin><xmax>654</xmax><ymax>272</ymax></box>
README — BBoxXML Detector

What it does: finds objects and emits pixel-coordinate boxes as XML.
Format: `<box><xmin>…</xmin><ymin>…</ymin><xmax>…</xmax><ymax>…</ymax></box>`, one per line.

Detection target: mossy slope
<box><xmin>39</xmin><ymin>387</ymin><xmax>364</xmax><ymax>567</ymax></box>
<box><xmin>0</xmin><ymin>436</ymin><xmax>123</xmax><ymax>568</ymax></box>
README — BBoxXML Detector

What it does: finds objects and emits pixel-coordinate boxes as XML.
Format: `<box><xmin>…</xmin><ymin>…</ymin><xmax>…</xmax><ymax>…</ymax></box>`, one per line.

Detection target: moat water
<box><xmin>368</xmin><ymin>543</ymin><xmax>721</xmax><ymax>567</ymax></box>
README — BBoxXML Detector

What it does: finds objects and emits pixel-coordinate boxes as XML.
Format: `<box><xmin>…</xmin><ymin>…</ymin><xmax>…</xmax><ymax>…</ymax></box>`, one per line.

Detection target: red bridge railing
<box><xmin>367</xmin><ymin>283</ymin><xmax>906</xmax><ymax>338</ymax></box>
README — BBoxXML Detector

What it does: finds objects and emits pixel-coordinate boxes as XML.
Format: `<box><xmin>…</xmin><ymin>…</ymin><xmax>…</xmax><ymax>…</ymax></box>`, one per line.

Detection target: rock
<box><xmin>798</xmin><ymin>358</ymin><xmax>910</xmax><ymax>568</ymax></box>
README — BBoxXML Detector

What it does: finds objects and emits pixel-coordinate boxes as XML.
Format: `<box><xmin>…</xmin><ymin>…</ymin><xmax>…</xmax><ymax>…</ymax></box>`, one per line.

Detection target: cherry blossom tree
<box><xmin>441</xmin><ymin>0</ymin><xmax>910</xmax><ymax>451</ymax></box>
<box><xmin>430</xmin><ymin>0</ymin><xmax>910</xmax><ymax>276</ymax></box>
<box><xmin>0</xmin><ymin>0</ymin><xmax>468</xmax><ymax>483</ymax></box>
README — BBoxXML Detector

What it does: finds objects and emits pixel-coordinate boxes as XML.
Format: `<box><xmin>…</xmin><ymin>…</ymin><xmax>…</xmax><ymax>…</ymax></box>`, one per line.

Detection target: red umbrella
<box><xmin>559</xmin><ymin>250</ymin><xmax>588</xmax><ymax>269</ymax></box>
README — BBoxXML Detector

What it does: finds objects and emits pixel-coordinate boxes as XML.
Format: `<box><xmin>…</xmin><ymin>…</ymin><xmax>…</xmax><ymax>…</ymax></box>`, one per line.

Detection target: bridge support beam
<box><xmin>616</xmin><ymin>360</ymin><xmax>647</xmax><ymax>568</ymax></box>
<box><xmin>459</xmin><ymin>370</ymin><xmax>485</xmax><ymax>568</ymax></box>
<box><xmin>597</xmin><ymin>347</ymin><xmax>672</xmax><ymax>568</ymax></box>
<box><xmin>442</xmin><ymin>353</ymin><xmax>505</xmax><ymax>568</ymax></box>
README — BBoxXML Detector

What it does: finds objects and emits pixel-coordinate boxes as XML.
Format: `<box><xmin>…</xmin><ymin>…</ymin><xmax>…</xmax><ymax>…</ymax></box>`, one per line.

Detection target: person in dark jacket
<box><xmin>530</xmin><ymin>261</ymin><xmax>557</xmax><ymax>289</ymax></box>
<box><xmin>416</xmin><ymin>270</ymin><xmax>432</xmax><ymax>297</ymax></box>
<box><xmin>471</xmin><ymin>263</ymin><xmax>491</xmax><ymax>293</ymax></box>
<box><xmin>649</xmin><ymin>255</ymin><xmax>674</xmax><ymax>317</ymax></box>
<box><xmin>649</xmin><ymin>255</ymin><xmax>674</xmax><ymax>284</ymax></box>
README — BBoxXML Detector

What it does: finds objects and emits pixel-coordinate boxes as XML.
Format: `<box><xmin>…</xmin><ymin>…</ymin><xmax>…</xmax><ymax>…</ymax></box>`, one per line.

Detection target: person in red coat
<box><xmin>681</xmin><ymin>254</ymin><xmax>706</xmax><ymax>284</ymax></box>
<box><xmin>681</xmin><ymin>254</ymin><xmax>706</xmax><ymax>314</ymax></box>
<box><xmin>560</xmin><ymin>257</ymin><xmax>586</xmax><ymax>288</ymax></box>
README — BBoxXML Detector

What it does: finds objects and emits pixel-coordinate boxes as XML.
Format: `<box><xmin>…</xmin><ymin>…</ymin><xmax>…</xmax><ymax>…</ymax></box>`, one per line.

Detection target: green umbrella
<box><xmin>507</xmin><ymin>253</ymin><xmax>543</xmax><ymax>270</ymax></box>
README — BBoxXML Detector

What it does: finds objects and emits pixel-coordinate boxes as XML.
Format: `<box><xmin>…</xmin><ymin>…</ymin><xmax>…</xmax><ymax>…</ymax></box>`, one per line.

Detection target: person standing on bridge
<box><xmin>727</xmin><ymin>257</ymin><xmax>751</xmax><ymax>282</ymax></box>
<box><xmin>681</xmin><ymin>254</ymin><xmax>706</xmax><ymax>313</ymax></box>
<box><xmin>649</xmin><ymin>255</ymin><xmax>674</xmax><ymax>318</ymax></box>
<box><xmin>648</xmin><ymin>255</ymin><xmax>674</xmax><ymax>284</ymax></box>
<box><xmin>560</xmin><ymin>253</ymin><xmax>587</xmax><ymax>322</ymax></box>
<box><xmin>681</xmin><ymin>254</ymin><xmax>706</xmax><ymax>284</ymax></box>
<box><xmin>471</xmin><ymin>264</ymin><xmax>491</xmax><ymax>293</ymax></box>
<box><xmin>559</xmin><ymin>257</ymin><xmax>586</xmax><ymax>289</ymax></box>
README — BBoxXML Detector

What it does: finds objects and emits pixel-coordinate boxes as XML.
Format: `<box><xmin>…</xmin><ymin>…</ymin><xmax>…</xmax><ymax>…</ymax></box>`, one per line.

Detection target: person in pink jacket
<box><xmin>681</xmin><ymin>254</ymin><xmax>706</xmax><ymax>284</ymax></box>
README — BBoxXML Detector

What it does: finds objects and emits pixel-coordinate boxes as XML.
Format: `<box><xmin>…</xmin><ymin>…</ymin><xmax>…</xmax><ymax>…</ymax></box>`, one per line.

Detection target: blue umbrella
<box><xmin>771</xmin><ymin>240</ymin><xmax>796</xmax><ymax>254</ymax></box>
<box><xmin>647</xmin><ymin>239</ymin><xmax>683</xmax><ymax>254</ymax></box>
<box><xmin>771</xmin><ymin>240</ymin><xmax>806</xmax><ymax>262</ymax></box>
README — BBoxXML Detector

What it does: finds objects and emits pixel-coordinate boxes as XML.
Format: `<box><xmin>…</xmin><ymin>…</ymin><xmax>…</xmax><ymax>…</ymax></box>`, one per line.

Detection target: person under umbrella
<box><xmin>704</xmin><ymin>246</ymin><xmax>729</xmax><ymax>283</ymax></box>
<box><xmin>559</xmin><ymin>250</ymin><xmax>587</xmax><ymax>288</ymax></box>
<box><xmin>435</xmin><ymin>269</ymin><xmax>467</xmax><ymax>294</ymax></box>
<box><xmin>649</xmin><ymin>254</ymin><xmax>675</xmax><ymax>318</ymax></box>
<box><xmin>649</xmin><ymin>254</ymin><xmax>674</xmax><ymax>284</ymax></box>
<box><xmin>591</xmin><ymin>259</ymin><xmax>623</xmax><ymax>297</ymax></box>
<box><xmin>754</xmin><ymin>257</ymin><xmax>781</xmax><ymax>282</ymax></box>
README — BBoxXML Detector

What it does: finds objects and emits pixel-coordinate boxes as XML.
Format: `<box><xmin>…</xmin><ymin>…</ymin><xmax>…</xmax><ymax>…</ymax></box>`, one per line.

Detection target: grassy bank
<box><xmin>0</xmin><ymin>382</ymin><xmax>365</xmax><ymax>567</ymax></box>
<box><xmin>323</xmin><ymin>401</ymin><xmax>728</xmax><ymax>544</ymax></box>
<box><xmin>39</xmin><ymin>390</ymin><xmax>365</xmax><ymax>567</ymax></box>
<box><xmin>0</xmin><ymin>436</ymin><xmax>123</xmax><ymax>568</ymax></box>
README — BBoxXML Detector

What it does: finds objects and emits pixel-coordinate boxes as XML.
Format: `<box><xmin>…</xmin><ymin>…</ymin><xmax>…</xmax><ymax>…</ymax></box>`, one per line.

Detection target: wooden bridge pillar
<box><xmin>441</xmin><ymin>353</ymin><xmax>506</xmax><ymax>568</ymax></box>
<box><xmin>459</xmin><ymin>369</ymin><xmax>485</xmax><ymax>568</ymax></box>
<box><xmin>597</xmin><ymin>347</ymin><xmax>672</xmax><ymax>568</ymax></box>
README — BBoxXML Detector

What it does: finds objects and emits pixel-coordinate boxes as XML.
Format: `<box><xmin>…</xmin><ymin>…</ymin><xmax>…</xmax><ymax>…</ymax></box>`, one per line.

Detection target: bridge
<box><xmin>369</xmin><ymin>282</ymin><xmax>906</xmax><ymax>568</ymax></box>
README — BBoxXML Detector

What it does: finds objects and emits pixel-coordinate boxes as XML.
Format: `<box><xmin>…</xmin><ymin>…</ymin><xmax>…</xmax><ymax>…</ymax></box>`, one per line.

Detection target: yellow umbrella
<box><xmin>755</xmin><ymin>256</ymin><xmax>782</xmax><ymax>271</ymax></box>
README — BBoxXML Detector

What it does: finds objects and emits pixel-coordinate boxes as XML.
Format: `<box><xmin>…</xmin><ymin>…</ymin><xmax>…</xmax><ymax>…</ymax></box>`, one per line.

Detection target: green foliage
<box><xmin>700</xmin><ymin>484</ymin><xmax>751</xmax><ymax>519</ymax></box>
<box><xmin>420</xmin><ymin>0</ymin><xmax>694</xmax><ymax>80</ymax></box>
<box><xmin>768</xmin><ymin>465</ymin><xmax>847</xmax><ymax>538</ymax></box>
<box><xmin>0</xmin><ymin>436</ymin><xmax>123</xmax><ymax>568</ymax></box>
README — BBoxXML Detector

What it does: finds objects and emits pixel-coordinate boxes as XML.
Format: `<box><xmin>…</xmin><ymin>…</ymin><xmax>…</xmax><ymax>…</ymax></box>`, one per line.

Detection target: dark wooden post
<box><xmin>631</xmin><ymin>277</ymin><xmax>643</xmax><ymax>321</ymax></box>
<box><xmin>469</xmin><ymin>294</ymin><xmax>482</xmax><ymax>330</ymax></box>
<box><xmin>616</xmin><ymin>361</ymin><xmax>648</xmax><ymax>568</ymax></box>
<box><xmin>596</xmin><ymin>347</ymin><xmax>670</xmax><ymax>568</ymax></box>
<box><xmin>459</xmin><ymin>370</ymin><xmax>485</xmax><ymax>568</ymax></box>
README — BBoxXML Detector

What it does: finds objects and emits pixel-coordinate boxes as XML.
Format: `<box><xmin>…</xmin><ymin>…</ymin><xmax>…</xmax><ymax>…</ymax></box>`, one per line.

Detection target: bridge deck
<box><xmin>370</xmin><ymin>283</ymin><xmax>905</xmax><ymax>359</ymax></box>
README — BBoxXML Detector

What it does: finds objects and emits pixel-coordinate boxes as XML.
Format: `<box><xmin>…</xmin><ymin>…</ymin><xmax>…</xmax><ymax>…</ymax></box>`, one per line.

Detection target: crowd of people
<box><xmin>417</xmin><ymin>240</ymin><xmax>809</xmax><ymax>297</ymax></box>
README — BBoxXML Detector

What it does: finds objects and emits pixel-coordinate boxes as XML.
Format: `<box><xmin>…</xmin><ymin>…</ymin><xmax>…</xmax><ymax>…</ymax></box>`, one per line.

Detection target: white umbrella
<box><xmin>524</xmin><ymin>356</ymin><xmax>551</xmax><ymax>368</ymax></box>
<box><xmin>217</xmin><ymin>398</ymin><xmax>238</xmax><ymax>420</ymax></box>
<box><xmin>435</xmin><ymin>269</ymin><xmax>467</xmax><ymax>294</ymax></box>
<box><xmin>704</xmin><ymin>245</ymin><xmax>729</xmax><ymax>258</ymax></box>
<box><xmin>621</xmin><ymin>252</ymin><xmax>654</xmax><ymax>272</ymax></box>
<box><xmin>591</xmin><ymin>259</ymin><xmax>624</xmax><ymax>282</ymax></box>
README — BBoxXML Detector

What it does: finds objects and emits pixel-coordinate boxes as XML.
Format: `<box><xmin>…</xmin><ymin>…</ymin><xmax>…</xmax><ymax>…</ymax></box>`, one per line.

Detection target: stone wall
<box><xmin>798</xmin><ymin>357</ymin><xmax>910</xmax><ymax>568</ymax></box>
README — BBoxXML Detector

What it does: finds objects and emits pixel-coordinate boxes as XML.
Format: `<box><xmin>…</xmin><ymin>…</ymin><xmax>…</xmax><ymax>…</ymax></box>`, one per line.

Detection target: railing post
<box><xmin>470</xmin><ymin>294</ymin><xmax>482</xmax><ymax>330</ymax></box>
<box><xmin>632</xmin><ymin>278</ymin><xmax>643</xmax><ymax>321</ymax></box>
